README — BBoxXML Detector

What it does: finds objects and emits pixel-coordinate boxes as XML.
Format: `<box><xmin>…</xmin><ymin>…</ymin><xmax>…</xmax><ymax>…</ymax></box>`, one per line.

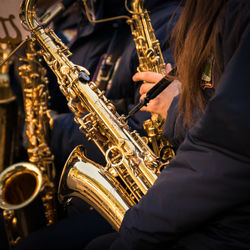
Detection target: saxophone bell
<box><xmin>58</xmin><ymin>145</ymin><xmax>130</xmax><ymax>231</ymax></box>
<box><xmin>0</xmin><ymin>162</ymin><xmax>46</xmax><ymax>248</ymax></box>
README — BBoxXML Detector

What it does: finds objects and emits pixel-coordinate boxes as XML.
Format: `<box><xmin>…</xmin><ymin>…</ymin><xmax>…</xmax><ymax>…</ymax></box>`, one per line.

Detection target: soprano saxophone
<box><xmin>19</xmin><ymin>0</ymin><xmax>164</xmax><ymax>231</ymax></box>
<box><xmin>0</xmin><ymin>40</ymin><xmax>57</xmax><ymax>248</ymax></box>
<box><xmin>127</xmin><ymin>0</ymin><xmax>175</xmax><ymax>162</ymax></box>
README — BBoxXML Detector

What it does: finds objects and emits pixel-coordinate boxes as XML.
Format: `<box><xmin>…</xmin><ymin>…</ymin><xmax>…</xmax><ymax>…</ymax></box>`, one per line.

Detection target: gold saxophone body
<box><xmin>127</xmin><ymin>0</ymin><xmax>175</xmax><ymax>162</ymax></box>
<box><xmin>19</xmin><ymin>0</ymin><xmax>163</xmax><ymax>231</ymax></box>
<box><xmin>0</xmin><ymin>40</ymin><xmax>57</xmax><ymax>248</ymax></box>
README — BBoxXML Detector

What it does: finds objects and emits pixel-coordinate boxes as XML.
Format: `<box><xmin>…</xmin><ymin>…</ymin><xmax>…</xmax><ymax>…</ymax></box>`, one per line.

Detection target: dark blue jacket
<box><xmin>110</xmin><ymin>1</ymin><xmax>250</xmax><ymax>249</ymax></box>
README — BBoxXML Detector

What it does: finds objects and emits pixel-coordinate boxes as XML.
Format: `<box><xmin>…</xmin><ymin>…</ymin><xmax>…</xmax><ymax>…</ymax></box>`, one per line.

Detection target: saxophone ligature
<box><xmin>0</xmin><ymin>39</ymin><xmax>57</xmax><ymax>248</ymax></box>
<box><xmin>19</xmin><ymin>0</ymin><xmax>165</xmax><ymax>231</ymax></box>
<box><xmin>126</xmin><ymin>0</ymin><xmax>175</xmax><ymax>163</ymax></box>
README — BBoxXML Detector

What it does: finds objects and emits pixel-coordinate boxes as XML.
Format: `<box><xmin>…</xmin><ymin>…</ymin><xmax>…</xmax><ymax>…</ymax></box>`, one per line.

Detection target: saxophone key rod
<box><xmin>125</xmin><ymin>67</ymin><xmax>176</xmax><ymax>120</ymax></box>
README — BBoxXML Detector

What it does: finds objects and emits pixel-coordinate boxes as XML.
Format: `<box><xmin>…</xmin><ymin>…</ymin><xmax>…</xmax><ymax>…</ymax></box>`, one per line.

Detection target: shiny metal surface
<box><xmin>20</xmin><ymin>0</ymin><xmax>162</xmax><ymax>230</ymax></box>
<box><xmin>0</xmin><ymin>40</ymin><xmax>57</xmax><ymax>248</ymax></box>
<box><xmin>60</xmin><ymin>145</ymin><xmax>129</xmax><ymax>230</ymax></box>
<box><xmin>0</xmin><ymin>162</ymin><xmax>42</xmax><ymax>211</ymax></box>
<box><xmin>0</xmin><ymin>162</ymin><xmax>45</xmax><ymax>248</ymax></box>
<box><xmin>127</xmin><ymin>0</ymin><xmax>175</xmax><ymax>163</ymax></box>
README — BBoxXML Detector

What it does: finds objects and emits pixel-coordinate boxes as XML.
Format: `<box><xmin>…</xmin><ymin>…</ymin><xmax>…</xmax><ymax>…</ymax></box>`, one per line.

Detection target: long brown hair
<box><xmin>171</xmin><ymin>0</ymin><xmax>227</xmax><ymax>126</ymax></box>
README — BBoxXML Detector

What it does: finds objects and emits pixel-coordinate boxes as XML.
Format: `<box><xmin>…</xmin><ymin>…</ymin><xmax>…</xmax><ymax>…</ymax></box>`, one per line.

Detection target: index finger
<box><xmin>133</xmin><ymin>71</ymin><xmax>163</xmax><ymax>83</ymax></box>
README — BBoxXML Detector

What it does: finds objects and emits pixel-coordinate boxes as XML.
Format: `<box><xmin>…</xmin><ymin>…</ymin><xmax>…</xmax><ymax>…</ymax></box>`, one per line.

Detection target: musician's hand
<box><xmin>132</xmin><ymin>64</ymin><xmax>181</xmax><ymax>119</ymax></box>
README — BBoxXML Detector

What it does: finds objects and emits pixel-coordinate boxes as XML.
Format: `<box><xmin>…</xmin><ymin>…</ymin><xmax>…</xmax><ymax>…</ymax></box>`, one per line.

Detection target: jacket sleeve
<box><xmin>110</xmin><ymin>2</ymin><xmax>250</xmax><ymax>250</ymax></box>
<box><xmin>163</xmin><ymin>95</ymin><xmax>189</xmax><ymax>150</ymax></box>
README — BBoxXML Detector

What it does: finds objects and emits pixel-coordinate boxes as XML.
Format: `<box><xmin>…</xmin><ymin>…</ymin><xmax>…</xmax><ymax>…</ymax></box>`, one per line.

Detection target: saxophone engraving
<box><xmin>19</xmin><ymin>0</ymin><xmax>162</xmax><ymax>230</ymax></box>
<box><xmin>126</xmin><ymin>0</ymin><xmax>175</xmax><ymax>162</ymax></box>
<box><xmin>0</xmin><ymin>39</ymin><xmax>57</xmax><ymax>248</ymax></box>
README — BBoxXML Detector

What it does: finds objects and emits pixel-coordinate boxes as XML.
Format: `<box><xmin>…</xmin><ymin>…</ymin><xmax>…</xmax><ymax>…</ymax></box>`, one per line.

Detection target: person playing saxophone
<box><xmin>84</xmin><ymin>0</ymin><xmax>250</xmax><ymax>249</ymax></box>
<box><xmin>14</xmin><ymin>1</ymin><xmax>183</xmax><ymax>250</ymax></box>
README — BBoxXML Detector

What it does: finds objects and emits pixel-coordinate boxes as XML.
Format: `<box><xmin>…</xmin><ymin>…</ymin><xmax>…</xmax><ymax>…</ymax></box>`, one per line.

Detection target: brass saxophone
<box><xmin>0</xmin><ymin>40</ymin><xmax>57</xmax><ymax>248</ymax></box>
<box><xmin>126</xmin><ymin>0</ymin><xmax>175</xmax><ymax>162</ymax></box>
<box><xmin>19</xmin><ymin>0</ymin><xmax>163</xmax><ymax>231</ymax></box>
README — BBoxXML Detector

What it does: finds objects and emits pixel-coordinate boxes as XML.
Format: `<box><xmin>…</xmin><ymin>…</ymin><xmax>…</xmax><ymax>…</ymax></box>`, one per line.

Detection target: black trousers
<box><xmin>14</xmin><ymin>208</ymin><xmax>114</xmax><ymax>250</ymax></box>
<box><xmin>84</xmin><ymin>232</ymin><xmax>120</xmax><ymax>250</ymax></box>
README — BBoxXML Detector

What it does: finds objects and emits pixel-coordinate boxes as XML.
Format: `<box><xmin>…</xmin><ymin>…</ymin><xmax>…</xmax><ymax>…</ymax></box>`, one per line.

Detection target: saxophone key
<box><xmin>106</xmin><ymin>101</ymin><xmax>116</xmax><ymax>114</ymax></box>
<box><xmin>98</xmin><ymin>90</ymin><xmax>105</xmax><ymax>98</ymax></box>
<box><xmin>67</xmin><ymin>87</ymin><xmax>77</xmax><ymax>100</ymax></box>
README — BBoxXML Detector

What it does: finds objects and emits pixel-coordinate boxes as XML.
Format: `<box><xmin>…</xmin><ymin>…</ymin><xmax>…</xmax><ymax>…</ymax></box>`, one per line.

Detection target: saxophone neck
<box><xmin>130</xmin><ymin>0</ymin><xmax>144</xmax><ymax>13</ymax></box>
<box><xmin>20</xmin><ymin>0</ymin><xmax>39</xmax><ymax>32</ymax></box>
